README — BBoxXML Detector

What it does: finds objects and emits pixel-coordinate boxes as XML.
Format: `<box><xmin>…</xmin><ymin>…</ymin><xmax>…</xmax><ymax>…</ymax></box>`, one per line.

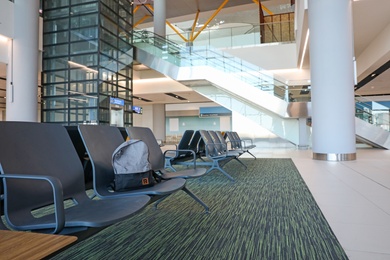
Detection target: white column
<box><xmin>308</xmin><ymin>0</ymin><xmax>356</xmax><ymax>161</ymax></box>
<box><xmin>152</xmin><ymin>104</ymin><xmax>166</xmax><ymax>142</ymax></box>
<box><xmin>298</xmin><ymin>118</ymin><xmax>309</xmax><ymax>150</ymax></box>
<box><xmin>6</xmin><ymin>0</ymin><xmax>39</xmax><ymax>122</ymax></box>
<box><xmin>154</xmin><ymin>0</ymin><xmax>166</xmax><ymax>37</ymax></box>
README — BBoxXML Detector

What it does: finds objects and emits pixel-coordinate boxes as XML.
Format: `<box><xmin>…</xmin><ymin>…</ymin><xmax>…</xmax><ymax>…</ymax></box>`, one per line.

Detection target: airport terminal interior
<box><xmin>1</xmin><ymin>0</ymin><xmax>390</xmax><ymax>259</ymax></box>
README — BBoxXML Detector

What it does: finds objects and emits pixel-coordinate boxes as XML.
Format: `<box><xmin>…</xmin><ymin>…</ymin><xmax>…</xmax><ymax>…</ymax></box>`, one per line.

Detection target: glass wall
<box><xmin>42</xmin><ymin>0</ymin><xmax>134</xmax><ymax>126</ymax></box>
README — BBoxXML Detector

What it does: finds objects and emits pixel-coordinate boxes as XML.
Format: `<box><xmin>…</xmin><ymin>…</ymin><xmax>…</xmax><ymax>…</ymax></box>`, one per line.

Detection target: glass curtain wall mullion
<box><xmin>42</xmin><ymin>0</ymin><xmax>133</xmax><ymax>126</ymax></box>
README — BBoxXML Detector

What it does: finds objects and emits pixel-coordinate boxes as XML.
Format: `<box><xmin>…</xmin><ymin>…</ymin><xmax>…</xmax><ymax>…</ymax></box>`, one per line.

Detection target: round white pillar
<box><xmin>6</xmin><ymin>0</ymin><xmax>39</xmax><ymax>122</ymax></box>
<box><xmin>154</xmin><ymin>0</ymin><xmax>166</xmax><ymax>37</ymax></box>
<box><xmin>152</xmin><ymin>104</ymin><xmax>166</xmax><ymax>142</ymax></box>
<box><xmin>308</xmin><ymin>0</ymin><xmax>356</xmax><ymax>161</ymax></box>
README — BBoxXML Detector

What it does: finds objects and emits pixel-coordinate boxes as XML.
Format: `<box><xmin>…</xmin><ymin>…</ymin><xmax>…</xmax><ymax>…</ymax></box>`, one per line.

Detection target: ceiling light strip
<box><xmin>299</xmin><ymin>29</ymin><xmax>310</xmax><ymax>70</ymax></box>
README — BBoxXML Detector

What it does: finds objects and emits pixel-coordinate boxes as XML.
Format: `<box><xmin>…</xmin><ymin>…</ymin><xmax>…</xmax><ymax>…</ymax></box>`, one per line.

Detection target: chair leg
<box><xmin>153</xmin><ymin>194</ymin><xmax>170</xmax><ymax>209</ymax></box>
<box><xmin>206</xmin><ymin>160</ymin><xmax>235</xmax><ymax>182</ymax></box>
<box><xmin>234</xmin><ymin>157</ymin><xmax>247</xmax><ymax>169</ymax></box>
<box><xmin>246</xmin><ymin>150</ymin><xmax>256</xmax><ymax>159</ymax></box>
<box><xmin>218</xmin><ymin>167</ymin><xmax>235</xmax><ymax>182</ymax></box>
<box><xmin>164</xmin><ymin>159</ymin><xmax>177</xmax><ymax>172</ymax></box>
<box><xmin>182</xmin><ymin>186</ymin><xmax>210</xmax><ymax>214</ymax></box>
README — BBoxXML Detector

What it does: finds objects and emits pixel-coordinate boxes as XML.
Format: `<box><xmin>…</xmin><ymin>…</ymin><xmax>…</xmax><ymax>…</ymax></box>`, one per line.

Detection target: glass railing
<box><xmin>165</xmin><ymin>21</ymin><xmax>295</xmax><ymax>49</ymax></box>
<box><xmin>134</xmin><ymin>30</ymin><xmax>289</xmax><ymax>101</ymax></box>
<box><xmin>355</xmin><ymin>95</ymin><xmax>390</xmax><ymax>131</ymax></box>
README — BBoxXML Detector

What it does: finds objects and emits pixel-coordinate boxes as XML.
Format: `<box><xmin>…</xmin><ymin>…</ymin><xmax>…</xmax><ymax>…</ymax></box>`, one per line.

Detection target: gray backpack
<box><xmin>112</xmin><ymin>139</ymin><xmax>156</xmax><ymax>191</ymax></box>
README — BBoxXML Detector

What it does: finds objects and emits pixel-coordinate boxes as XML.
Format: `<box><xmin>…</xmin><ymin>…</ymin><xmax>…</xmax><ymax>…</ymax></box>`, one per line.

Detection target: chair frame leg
<box><xmin>206</xmin><ymin>160</ymin><xmax>235</xmax><ymax>182</ymax></box>
<box><xmin>153</xmin><ymin>187</ymin><xmax>210</xmax><ymax>214</ymax></box>
<box><xmin>153</xmin><ymin>194</ymin><xmax>170</xmax><ymax>209</ymax></box>
<box><xmin>246</xmin><ymin>150</ymin><xmax>256</xmax><ymax>159</ymax></box>
<box><xmin>234</xmin><ymin>157</ymin><xmax>247</xmax><ymax>169</ymax></box>
<box><xmin>182</xmin><ymin>186</ymin><xmax>210</xmax><ymax>214</ymax></box>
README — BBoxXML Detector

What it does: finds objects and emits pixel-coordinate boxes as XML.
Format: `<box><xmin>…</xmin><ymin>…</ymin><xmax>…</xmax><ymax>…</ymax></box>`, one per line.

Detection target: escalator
<box><xmin>133</xmin><ymin>31</ymin><xmax>390</xmax><ymax>149</ymax></box>
<box><xmin>355</xmin><ymin>98</ymin><xmax>390</xmax><ymax>149</ymax></box>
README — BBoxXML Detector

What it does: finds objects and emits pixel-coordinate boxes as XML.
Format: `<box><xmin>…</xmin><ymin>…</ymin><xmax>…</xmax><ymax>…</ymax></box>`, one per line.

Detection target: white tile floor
<box><xmin>248</xmin><ymin>141</ymin><xmax>390</xmax><ymax>260</ymax></box>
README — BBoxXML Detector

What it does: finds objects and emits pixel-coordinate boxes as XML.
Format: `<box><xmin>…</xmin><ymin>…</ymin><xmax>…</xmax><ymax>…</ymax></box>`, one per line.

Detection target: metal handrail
<box><xmin>134</xmin><ymin>30</ymin><xmax>289</xmax><ymax>102</ymax></box>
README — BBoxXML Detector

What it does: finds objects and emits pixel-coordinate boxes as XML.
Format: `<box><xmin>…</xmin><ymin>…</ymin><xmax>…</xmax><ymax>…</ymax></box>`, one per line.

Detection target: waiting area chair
<box><xmin>164</xmin><ymin>130</ymin><xmax>199</xmax><ymax>171</ymax></box>
<box><xmin>65</xmin><ymin>126</ymin><xmax>93</xmax><ymax>189</ymax></box>
<box><xmin>78</xmin><ymin>125</ymin><xmax>208</xmax><ymax>212</ymax></box>
<box><xmin>0</xmin><ymin>122</ymin><xmax>150</xmax><ymax>234</ymax></box>
<box><xmin>164</xmin><ymin>130</ymin><xmax>205</xmax><ymax>171</ymax></box>
<box><xmin>209</xmin><ymin>130</ymin><xmax>247</xmax><ymax>169</ymax></box>
<box><xmin>225</xmin><ymin>131</ymin><xmax>256</xmax><ymax>159</ymax></box>
<box><xmin>127</xmin><ymin>126</ymin><xmax>209</xmax><ymax>212</ymax></box>
<box><xmin>198</xmin><ymin>130</ymin><xmax>240</xmax><ymax>182</ymax></box>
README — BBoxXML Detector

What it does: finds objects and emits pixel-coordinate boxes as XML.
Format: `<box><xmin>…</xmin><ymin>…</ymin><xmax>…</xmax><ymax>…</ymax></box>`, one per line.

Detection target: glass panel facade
<box><xmin>42</xmin><ymin>0</ymin><xmax>134</xmax><ymax>126</ymax></box>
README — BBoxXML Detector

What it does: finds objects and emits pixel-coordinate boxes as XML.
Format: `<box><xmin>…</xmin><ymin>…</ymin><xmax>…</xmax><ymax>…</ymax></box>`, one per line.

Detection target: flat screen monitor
<box><xmin>132</xmin><ymin>105</ymin><xmax>142</xmax><ymax>114</ymax></box>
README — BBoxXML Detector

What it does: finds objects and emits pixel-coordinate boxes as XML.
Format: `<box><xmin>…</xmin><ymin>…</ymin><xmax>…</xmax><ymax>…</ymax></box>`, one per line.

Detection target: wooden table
<box><xmin>0</xmin><ymin>230</ymin><xmax>77</xmax><ymax>260</ymax></box>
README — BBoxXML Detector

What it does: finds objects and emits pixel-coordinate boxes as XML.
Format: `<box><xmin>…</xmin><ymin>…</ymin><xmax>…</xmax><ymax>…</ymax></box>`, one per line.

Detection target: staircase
<box><xmin>133</xmin><ymin>31</ymin><xmax>390</xmax><ymax>149</ymax></box>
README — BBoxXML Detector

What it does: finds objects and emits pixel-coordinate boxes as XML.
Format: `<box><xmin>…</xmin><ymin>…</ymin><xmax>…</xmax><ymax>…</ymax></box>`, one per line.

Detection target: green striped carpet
<box><xmin>51</xmin><ymin>158</ymin><xmax>348</xmax><ymax>260</ymax></box>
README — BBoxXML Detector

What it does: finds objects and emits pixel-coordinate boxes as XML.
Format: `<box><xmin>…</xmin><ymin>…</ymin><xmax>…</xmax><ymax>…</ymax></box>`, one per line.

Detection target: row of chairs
<box><xmin>0</xmin><ymin>122</ymin><xmax>209</xmax><ymax>236</ymax></box>
<box><xmin>165</xmin><ymin>130</ymin><xmax>256</xmax><ymax>181</ymax></box>
<box><xmin>79</xmin><ymin>125</ymin><xmax>209</xmax><ymax>212</ymax></box>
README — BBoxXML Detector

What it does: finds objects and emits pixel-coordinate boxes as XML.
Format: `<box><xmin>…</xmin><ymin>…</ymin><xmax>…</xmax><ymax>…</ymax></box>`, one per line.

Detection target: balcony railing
<box><xmin>134</xmin><ymin>30</ymin><xmax>289</xmax><ymax>102</ymax></box>
<box><xmin>164</xmin><ymin>21</ymin><xmax>295</xmax><ymax>49</ymax></box>
<box><xmin>355</xmin><ymin>95</ymin><xmax>390</xmax><ymax>131</ymax></box>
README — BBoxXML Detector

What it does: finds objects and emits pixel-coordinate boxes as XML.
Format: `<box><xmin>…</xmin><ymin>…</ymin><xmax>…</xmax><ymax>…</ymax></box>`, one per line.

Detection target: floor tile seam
<box><xmin>292</xmin><ymin>158</ymin><xmax>390</xmax><ymax>223</ymax></box>
<box><xmin>344</xmin><ymin>248</ymin><xmax>390</xmax><ymax>257</ymax></box>
<box><xmin>338</xmin><ymin>160</ymin><xmax>390</xmax><ymax>191</ymax></box>
<box><xmin>320</xmin><ymin>163</ymin><xmax>390</xmax><ymax>218</ymax></box>
<box><xmin>324</xmin><ymin>215</ymin><xmax>390</xmax><ymax>229</ymax></box>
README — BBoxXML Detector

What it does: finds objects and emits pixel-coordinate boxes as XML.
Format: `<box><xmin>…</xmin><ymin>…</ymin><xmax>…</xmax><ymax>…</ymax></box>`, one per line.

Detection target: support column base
<box><xmin>313</xmin><ymin>152</ymin><xmax>356</xmax><ymax>161</ymax></box>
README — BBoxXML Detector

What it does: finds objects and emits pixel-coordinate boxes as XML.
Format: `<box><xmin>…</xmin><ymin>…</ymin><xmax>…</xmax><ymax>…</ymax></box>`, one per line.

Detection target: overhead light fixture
<box><xmin>68</xmin><ymin>61</ymin><xmax>98</xmax><ymax>73</ymax></box>
<box><xmin>133</xmin><ymin>95</ymin><xmax>152</xmax><ymax>102</ymax></box>
<box><xmin>165</xmin><ymin>93</ymin><xmax>187</xmax><ymax>101</ymax></box>
<box><xmin>68</xmin><ymin>91</ymin><xmax>97</xmax><ymax>99</ymax></box>
<box><xmin>299</xmin><ymin>29</ymin><xmax>310</xmax><ymax>70</ymax></box>
<box><xmin>69</xmin><ymin>97</ymin><xmax>89</xmax><ymax>103</ymax></box>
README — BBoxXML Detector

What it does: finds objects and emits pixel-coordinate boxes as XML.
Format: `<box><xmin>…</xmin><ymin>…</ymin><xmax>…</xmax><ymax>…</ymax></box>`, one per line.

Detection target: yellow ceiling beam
<box><xmin>190</xmin><ymin>10</ymin><xmax>201</xmax><ymax>40</ymax></box>
<box><xmin>166</xmin><ymin>21</ymin><xmax>189</xmax><ymax>42</ymax></box>
<box><xmin>134</xmin><ymin>1</ymin><xmax>238</xmax><ymax>43</ymax></box>
<box><xmin>252</xmin><ymin>0</ymin><xmax>274</xmax><ymax>15</ymax></box>
<box><xmin>146</xmin><ymin>4</ymin><xmax>189</xmax><ymax>42</ymax></box>
<box><xmin>261</xmin><ymin>5</ymin><xmax>274</xmax><ymax>15</ymax></box>
<box><xmin>145</xmin><ymin>4</ymin><xmax>154</xmax><ymax>12</ymax></box>
<box><xmin>134</xmin><ymin>5</ymin><xmax>141</xmax><ymax>13</ymax></box>
<box><xmin>191</xmin><ymin>0</ymin><xmax>229</xmax><ymax>41</ymax></box>
<box><xmin>134</xmin><ymin>15</ymin><xmax>151</xmax><ymax>28</ymax></box>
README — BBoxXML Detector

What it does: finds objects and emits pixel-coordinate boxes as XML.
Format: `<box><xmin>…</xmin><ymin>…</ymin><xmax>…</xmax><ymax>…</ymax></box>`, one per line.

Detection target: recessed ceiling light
<box><xmin>165</xmin><ymin>93</ymin><xmax>187</xmax><ymax>101</ymax></box>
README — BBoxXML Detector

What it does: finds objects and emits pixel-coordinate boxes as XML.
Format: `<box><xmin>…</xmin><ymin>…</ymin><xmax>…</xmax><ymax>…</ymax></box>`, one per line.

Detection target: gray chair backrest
<box><xmin>232</xmin><ymin>132</ymin><xmax>243</xmax><ymax>148</ymax></box>
<box><xmin>226</xmin><ymin>131</ymin><xmax>241</xmax><ymax>149</ymax></box>
<box><xmin>199</xmin><ymin>130</ymin><xmax>220</xmax><ymax>157</ymax></box>
<box><xmin>188</xmin><ymin>130</ymin><xmax>202</xmax><ymax>153</ymax></box>
<box><xmin>208</xmin><ymin>131</ymin><xmax>225</xmax><ymax>153</ymax></box>
<box><xmin>78</xmin><ymin>125</ymin><xmax>124</xmax><ymax>196</ymax></box>
<box><xmin>176</xmin><ymin>130</ymin><xmax>194</xmax><ymax>158</ymax></box>
<box><xmin>177</xmin><ymin>130</ymin><xmax>194</xmax><ymax>150</ymax></box>
<box><xmin>0</xmin><ymin>122</ymin><xmax>87</xmax><ymax>226</ymax></box>
<box><xmin>126</xmin><ymin>127</ymin><xmax>165</xmax><ymax>171</ymax></box>
<box><xmin>215</xmin><ymin>131</ymin><xmax>227</xmax><ymax>146</ymax></box>
<box><xmin>65</xmin><ymin>126</ymin><xmax>93</xmax><ymax>189</ymax></box>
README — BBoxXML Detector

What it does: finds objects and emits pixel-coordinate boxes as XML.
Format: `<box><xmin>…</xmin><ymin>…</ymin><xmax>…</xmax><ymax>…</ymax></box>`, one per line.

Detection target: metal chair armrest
<box><xmin>0</xmin><ymin>165</ymin><xmax>65</xmax><ymax>234</ymax></box>
<box><xmin>164</xmin><ymin>149</ymin><xmax>197</xmax><ymax>168</ymax></box>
